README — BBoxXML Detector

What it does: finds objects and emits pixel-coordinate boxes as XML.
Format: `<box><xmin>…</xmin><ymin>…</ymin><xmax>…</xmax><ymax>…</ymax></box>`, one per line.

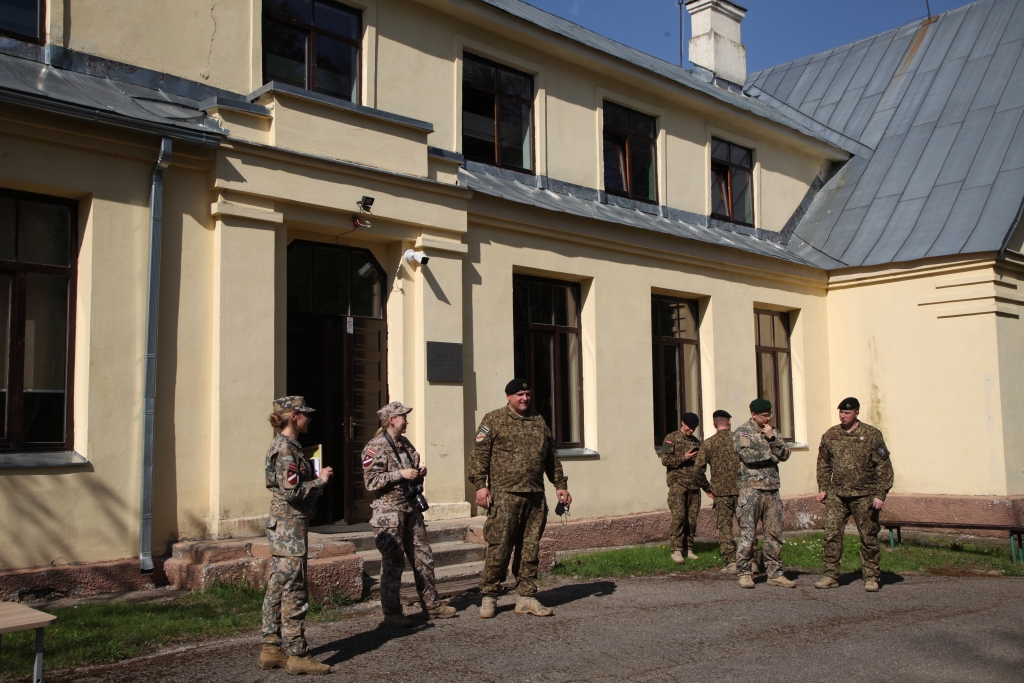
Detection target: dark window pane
<box><xmin>19</xmin><ymin>201</ymin><xmax>71</xmax><ymax>267</ymax></box>
<box><xmin>711</xmin><ymin>138</ymin><xmax>729</xmax><ymax>161</ymax></box>
<box><xmin>773</xmin><ymin>314</ymin><xmax>789</xmax><ymax>349</ymax></box>
<box><xmin>0</xmin><ymin>197</ymin><xmax>15</xmax><ymax>261</ymax></box>
<box><xmin>0</xmin><ymin>274</ymin><xmax>9</xmax><ymax>438</ymax></box>
<box><xmin>498</xmin><ymin>99</ymin><xmax>532</xmax><ymax>171</ymax></box>
<box><xmin>312</xmin><ymin>246</ymin><xmax>350</xmax><ymax>315</ymax></box>
<box><xmin>603</xmin><ymin>134</ymin><xmax>626</xmax><ymax>192</ymax></box>
<box><xmin>628</xmin><ymin>110</ymin><xmax>655</xmax><ymax>138</ymax></box>
<box><xmin>604</xmin><ymin>101</ymin><xmax>628</xmax><ymax>131</ymax></box>
<box><xmin>683</xmin><ymin>343</ymin><xmax>699</xmax><ymax>417</ymax></box>
<box><xmin>553</xmin><ymin>285</ymin><xmax>567</xmax><ymax>327</ymax></box>
<box><xmin>463</xmin><ymin>55</ymin><xmax>495</xmax><ymax>89</ymax></box>
<box><xmin>564</xmin><ymin>285</ymin><xmax>578</xmax><ymax>326</ymax></box>
<box><xmin>732</xmin><ymin>168</ymin><xmax>752</xmax><ymax>224</ymax></box>
<box><xmin>652</xmin><ymin>344</ymin><xmax>663</xmax><ymax>442</ymax></box>
<box><xmin>711</xmin><ymin>167</ymin><xmax>728</xmax><ymax>217</ymax></box>
<box><xmin>462</xmin><ymin>87</ymin><xmax>496</xmax><ymax>165</ymax></box>
<box><xmin>264</xmin><ymin>20</ymin><xmax>308</xmax><ymax>89</ymax></box>
<box><xmin>759</xmin><ymin>352</ymin><xmax>776</xmax><ymax>405</ymax></box>
<box><xmin>314</xmin><ymin>0</ymin><xmax>359</xmax><ymax>39</ymax></box>
<box><xmin>514</xmin><ymin>330</ymin><xmax>528</xmax><ymax>378</ymax></box>
<box><xmin>529</xmin><ymin>281</ymin><xmax>553</xmax><ymax>324</ymax></box>
<box><xmin>629</xmin><ymin>140</ymin><xmax>655</xmax><ymax>201</ymax></box>
<box><xmin>650</xmin><ymin>299</ymin><xmax>660</xmax><ymax>337</ymax></box>
<box><xmin>287</xmin><ymin>242</ymin><xmax>312</xmax><ymax>311</ymax></box>
<box><xmin>558</xmin><ymin>332</ymin><xmax>581</xmax><ymax>444</ymax></box>
<box><xmin>496</xmin><ymin>68</ymin><xmax>532</xmax><ymax>100</ymax></box>
<box><xmin>662</xmin><ymin>344</ymin><xmax>679</xmax><ymax>432</ymax></box>
<box><xmin>513</xmin><ymin>277</ymin><xmax>528</xmax><ymax>323</ymax></box>
<box><xmin>731</xmin><ymin>144</ymin><xmax>751</xmax><ymax>168</ymax></box>
<box><xmin>266</xmin><ymin>0</ymin><xmax>312</xmax><ymax>23</ymax></box>
<box><xmin>0</xmin><ymin>0</ymin><xmax>40</xmax><ymax>40</ymax></box>
<box><xmin>315</xmin><ymin>33</ymin><xmax>357</xmax><ymax>102</ymax></box>
<box><xmin>350</xmin><ymin>253</ymin><xmax>380</xmax><ymax>318</ymax></box>
<box><xmin>532</xmin><ymin>331</ymin><xmax>553</xmax><ymax>430</ymax></box>
<box><xmin>777</xmin><ymin>351</ymin><xmax>793</xmax><ymax>439</ymax></box>
<box><xmin>758</xmin><ymin>313</ymin><xmax>774</xmax><ymax>347</ymax></box>
<box><xmin>23</xmin><ymin>273</ymin><xmax>68</xmax><ymax>443</ymax></box>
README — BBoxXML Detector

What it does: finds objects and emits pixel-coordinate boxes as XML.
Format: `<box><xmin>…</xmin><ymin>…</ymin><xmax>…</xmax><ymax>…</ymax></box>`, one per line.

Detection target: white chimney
<box><xmin>686</xmin><ymin>0</ymin><xmax>747</xmax><ymax>87</ymax></box>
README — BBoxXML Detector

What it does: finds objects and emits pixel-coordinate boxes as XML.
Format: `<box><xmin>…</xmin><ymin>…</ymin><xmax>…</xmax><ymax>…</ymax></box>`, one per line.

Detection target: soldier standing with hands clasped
<box><xmin>362</xmin><ymin>401</ymin><xmax>457</xmax><ymax>626</ymax></box>
<box><xmin>814</xmin><ymin>397</ymin><xmax>894</xmax><ymax>593</ymax></box>
<box><xmin>258</xmin><ymin>396</ymin><xmax>333</xmax><ymax>676</ymax></box>
<box><xmin>469</xmin><ymin>379</ymin><xmax>571</xmax><ymax>619</ymax></box>
<box><xmin>660</xmin><ymin>413</ymin><xmax>703</xmax><ymax>563</ymax></box>
<box><xmin>734</xmin><ymin>398</ymin><xmax>795</xmax><ymax>589</ymax></box>
<box><xmin>695</xmin><ymin>410</ymin><xmax>740</xmax><ymax>574</ymax></box>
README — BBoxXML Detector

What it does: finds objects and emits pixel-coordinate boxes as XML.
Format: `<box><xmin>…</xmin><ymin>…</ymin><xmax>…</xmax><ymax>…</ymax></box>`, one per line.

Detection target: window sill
<box><xmin>788</xmin><ymin>442</ymin><xmax>810</xmax><ymax>450</ymax></box>
<box><xmin>0</xmin><ymin>451</ymin><xmax>88</xmax><ymax>469</ymax></box>
<box><xmin>557</xmin><ymin>448</ymin><xmax>599</xmax><ymax>459</ymax></box>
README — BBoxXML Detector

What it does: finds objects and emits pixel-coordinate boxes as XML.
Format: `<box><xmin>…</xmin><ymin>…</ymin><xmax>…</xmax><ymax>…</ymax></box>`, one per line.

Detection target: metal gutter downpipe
<box><xmin>139</xmin><ymin>137</ymin><xmax>172</xmax><ymax>573</ymax></box>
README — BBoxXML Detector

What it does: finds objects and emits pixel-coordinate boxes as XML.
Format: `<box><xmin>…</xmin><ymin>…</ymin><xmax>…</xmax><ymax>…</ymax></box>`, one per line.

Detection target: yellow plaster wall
<box><xmin>995</xmin><ymin>264</ymin><xmax>1024</xmax><ymax>495</ymax></box>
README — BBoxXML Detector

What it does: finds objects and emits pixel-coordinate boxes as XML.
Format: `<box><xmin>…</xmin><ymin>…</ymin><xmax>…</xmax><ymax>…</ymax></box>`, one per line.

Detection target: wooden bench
<box><xmin>0</xmin><ymin>603</ymin><xmax>56</xmax><ymax>683</ymax></box>
<box><xmin>880</xmin><ymin>520</ymin><xmax>1024</xmax><ymax>565</ymax></box>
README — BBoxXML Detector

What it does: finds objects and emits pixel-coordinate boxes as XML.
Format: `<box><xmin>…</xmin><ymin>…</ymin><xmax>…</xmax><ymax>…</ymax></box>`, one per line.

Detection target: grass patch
<box><xmin>550</xmin><ymin>533</ymin><xmax>1024</xmax><ymax>580</ymax></box>
<box><xmin>0</xmin><ymin>582</ymin><xmax>265</xmax><ymax>680</ymax></box>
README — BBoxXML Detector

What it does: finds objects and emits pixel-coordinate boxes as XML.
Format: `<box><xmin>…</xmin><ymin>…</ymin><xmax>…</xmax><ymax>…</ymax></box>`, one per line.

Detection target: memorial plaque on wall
<box><xmin>426</xmin><ymin>342</ymin><xmax>463</xmax><ymax>382</ymax></box>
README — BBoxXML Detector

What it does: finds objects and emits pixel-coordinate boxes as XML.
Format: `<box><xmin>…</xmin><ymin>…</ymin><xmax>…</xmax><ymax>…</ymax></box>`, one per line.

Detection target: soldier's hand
<box><xmin>684</xmin><ymin>448</ymin><xmax>699</xmax><ymax>460</ymax></box>
<box><xmin>816</xmin><ymin>491</ymin><xmax>827</xmax><ymax>503</ymax></box>
<box><xmin>400</xmin><ymin>468</ymin><xmax>420</xmax><ymax>480</ymax></box>
<box><xmin>418</xmin><ymin>466</ymin><xmax>428</xmax><ymax>478</ymax></box>
<box><xmin>475</xmin><ymin>487</ymin><xmax>492</xmax><ymax>510</ymax></box>
<box><xmin>556</xmin><ymin>490</ymin><xmax>572</xmax><ymax>506</ymax></box>
<box><xmin>761</xmin><ymin>424</ymin><xmax>776</xmax><ymax>439</ymax></box>
<box><xmin>872</xmin><ymin>497</ymin><xmax>884</xmax><ymax>510</ymax></box>
<box><xmin>319</xmin><ymin>466</ymin><xmax>334</xmax><ymax>483</ymax></box>
<box><xmin>707</xmin><ymin>491</ymin><xmax>715</xmax><ymax>499</ymax></box>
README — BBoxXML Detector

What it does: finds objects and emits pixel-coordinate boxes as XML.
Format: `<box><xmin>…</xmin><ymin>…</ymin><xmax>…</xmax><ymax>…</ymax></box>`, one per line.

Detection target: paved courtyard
<box><xmin>54</xmin><ymin>572</ymin><xmax>1024</xmax><ymax>682</ymax></box>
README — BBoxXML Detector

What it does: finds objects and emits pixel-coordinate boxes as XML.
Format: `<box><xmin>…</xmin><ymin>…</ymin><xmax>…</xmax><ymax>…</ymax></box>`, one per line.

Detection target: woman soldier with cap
<box><xmin>258</xmin><ymin>396</ymin><xmax>334</xmax><ymax>675</ymax></box>
<box><xmin>362</xmin><ymin>401</ymin><xmax>457</xmax><ymax>626</ymax></box>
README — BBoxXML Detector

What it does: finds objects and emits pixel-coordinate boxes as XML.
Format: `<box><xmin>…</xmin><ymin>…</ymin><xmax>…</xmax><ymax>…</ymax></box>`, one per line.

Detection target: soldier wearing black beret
<box><xmin>814</xmin><ymin>397</ymin><xmax>894</xmax><ymax>593</ymax></box>
<box><xmin>660</xmin><ymin>412</ymin><xmax>703</xmax><ymax>564</ymax></box>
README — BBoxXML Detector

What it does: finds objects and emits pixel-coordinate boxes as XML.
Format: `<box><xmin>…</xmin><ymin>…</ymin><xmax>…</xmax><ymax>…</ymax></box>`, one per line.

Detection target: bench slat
<box><xmin>0</xmin><ymin>603</ymin><xmax>57</xmax><ymax>634</ymax></box>
<box><xmin>880</xmin><ymin>521</ymin><xmax>1024</xmax><ymax>532</ymax></box>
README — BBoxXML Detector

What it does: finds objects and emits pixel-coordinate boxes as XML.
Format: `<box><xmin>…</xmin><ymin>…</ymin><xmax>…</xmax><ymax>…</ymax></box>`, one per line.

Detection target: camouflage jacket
<box><xmin>361</xmin><ymin>432</ymin><xmax>421</xmax><ymax>513</ymax></box>
<box><xmin>694</xmin><ymin>429</ymin><xmax>740</xmax><ymax>496</ymax></box>
<box><xmin>816</xmin><ymin>422</ymin><xmax>894</xmax><ymax>500</ymax></box>
<box><xmin>468</xmin><ymin>406</ymin><xmax>568</xmax><ymax>493</ymax></box>
<box><xmin>659</xmin><ymin>430</ymin><xmax>702</xmax><ymax>489</ymax></box>
<box><xmin>265</xmin><ymin>433</ymin><xmax>324</xmax><ymax>557</ymax></box>
<box><xmin>733</xmin><ymin>419</ymin><xmax>791</xmax><ymax>491</ymax></box>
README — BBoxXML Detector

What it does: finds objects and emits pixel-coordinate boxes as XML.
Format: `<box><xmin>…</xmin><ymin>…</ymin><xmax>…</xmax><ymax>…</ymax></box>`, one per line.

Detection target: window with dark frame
<box><xmin>711</xmin><ymin>137</ymin><xmax>754</xmax><ymax>226</ymax></box>
<box><xmin>754</xmin><ymin>309</ymin><xmax>794</xmax><ymax>441</ymax></box>
<box><xmin>263</xmin><ymin>0</ymin><xmax>362</xmax><ymax>103</ymax></box>
<box><xmin>603</xmin><ymin>101</ymin><xmax>657</xmax><ymax>203</ymax></box>
<box><xmin>0</xmin><ymin>189</ymin><xmax>77</xmax><ymax>453</ymax></box>
<box><xmin>0</xmin><ymin>0</ymin><xmax>43</xmax><ymax>43</ymax></box>
<box><xmin>651</xmin><ymin>296</ymin><xmax>701</xmax><ymax>446</ymax></box>
<box><xmin>462</xmin><ymin>53</ymin><xmax>534</xmax><ymax>173</ymax></box>
<box><xmin>513</xmin><ymin>275</ymin><xmax>583</xmax><ymax>448</ymax></box>
<box><xmin>286</xmin><ymin>241</ymin><xmax>383</xmax><ymax>318</ymax></box>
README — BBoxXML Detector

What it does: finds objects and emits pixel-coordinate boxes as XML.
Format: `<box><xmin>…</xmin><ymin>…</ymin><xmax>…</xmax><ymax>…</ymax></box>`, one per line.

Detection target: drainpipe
<box><xmin>140</xmin><ymin>137</ymin><xmax>172</xmax><ymax>574</ymax></box>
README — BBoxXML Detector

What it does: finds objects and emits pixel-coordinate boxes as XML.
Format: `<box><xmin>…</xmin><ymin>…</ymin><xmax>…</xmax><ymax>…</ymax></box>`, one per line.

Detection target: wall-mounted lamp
<box><xmin>357</xmin><ymin>195</ymin><xmax>375</xmax><ymax>212</ymax></box>
<box><xmin>404</xmin><ymin>249</ymin><xmax>429</xmax><ymax>266</ymax></box>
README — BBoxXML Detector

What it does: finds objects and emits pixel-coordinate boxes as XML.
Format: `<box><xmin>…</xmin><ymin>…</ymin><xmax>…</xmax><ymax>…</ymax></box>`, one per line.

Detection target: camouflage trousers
<box><xmin>261</xmin><ymin>555</ymin><xmax>309</xmax><ymax>656</ymax></box>
<box><xmin>481</xmin><ymin>491</ymin><xmax>547</xmax><ymax>597</ymax></box>
<box><xmin>823</xmin><ymin>494</ymin><xmax>881</xmax><ymax>580</ymax></box>
<box><xmin>668</xmin><ymin>486</ymin><xmax>701</xmax><ymax>553</ymax></box>
<box><xmin>736</xmin><ymin>488</ymin><xmax>784</xmax><ymax>578</ymax></box>
<box><xmin>373</xmin><ymin>509</ymin><xmax>440</xmax><ymax>615</ymax></box>
<box><xmin>712</xmin><ymin>495</ymin><xmax>738</xmax><ymax>565</ymax></box>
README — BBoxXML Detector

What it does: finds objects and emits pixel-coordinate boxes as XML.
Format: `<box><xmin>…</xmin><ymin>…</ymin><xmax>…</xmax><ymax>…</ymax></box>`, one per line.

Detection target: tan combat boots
<box><xmin>258</xmin><ymin>644</ymin><xmax>288</xmax><ymax>670</ymax></box>
<box><xmin>284</xmin><ymin>655</ymin><xmax>331</xmax><ymax>676</ymax></box>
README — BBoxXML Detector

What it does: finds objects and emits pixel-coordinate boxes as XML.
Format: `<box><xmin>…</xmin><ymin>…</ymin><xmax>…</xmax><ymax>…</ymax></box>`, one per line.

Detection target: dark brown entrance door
<box><xmin>286</xmin><ymin>241</ymin><xmax>386</xmax><ymax>524</ymax></box>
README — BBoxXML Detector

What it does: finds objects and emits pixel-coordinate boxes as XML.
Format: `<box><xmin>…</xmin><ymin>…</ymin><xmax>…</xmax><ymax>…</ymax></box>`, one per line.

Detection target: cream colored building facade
<box><xmin>0</xmin><ymin>0</ymin><xmax>1021</xmax><ymax>572</ymax></box>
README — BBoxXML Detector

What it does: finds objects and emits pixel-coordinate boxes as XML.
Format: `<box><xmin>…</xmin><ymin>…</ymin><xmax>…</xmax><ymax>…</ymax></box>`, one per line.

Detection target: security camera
<box><xmin>404</xmin><ymin>249</ymin><xmax>429</xmax><ymax>266</ymax></box>
<box><xmin>352</xmin><ymin>216</ymin><xmax>371</xmax><ymax>229</ymax></box>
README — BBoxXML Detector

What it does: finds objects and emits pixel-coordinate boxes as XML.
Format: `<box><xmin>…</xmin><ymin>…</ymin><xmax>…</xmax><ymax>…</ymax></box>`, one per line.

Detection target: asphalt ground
<box><xmin>51</xmin><ymin>571</ymin><xmax>1024</xmax><ymax>683</ymax></box>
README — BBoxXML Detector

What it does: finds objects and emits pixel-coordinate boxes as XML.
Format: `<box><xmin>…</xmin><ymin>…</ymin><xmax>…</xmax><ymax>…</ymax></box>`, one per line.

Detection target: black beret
<box><xmin>712</xmin><ymin>410</ymin><xmax>732</xmax><ymax>419</ymax></box>
<box><xmin>750</xmin><ymin>398</ymin><xmax>772</xmax><ymax>413</ymax></box>
<box><xmin>681</xmin><ymin>412</ymin><xmax>700</xmax><ymax>429</ymax></box>
<box><xmin>505</xmin><ymin>378</ymin><xmax>530</xmax><ymax>395</ymax></box>
<box><xmin>838</xmin><ymin>397</ymin><xmax>860</xmax><ymax>410</ymax></box>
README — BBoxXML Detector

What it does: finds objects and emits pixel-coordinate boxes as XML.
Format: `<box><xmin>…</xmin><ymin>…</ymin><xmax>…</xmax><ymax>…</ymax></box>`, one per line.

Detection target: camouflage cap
<box><xmin>273</xmin><ymin>396</ymin><xmax>316</xmax><ymax>415</ymax></box>
<box><xmin>377</xmin><ymin>401</ymin><xmax>413</xmax><ymax>425</ymax></box>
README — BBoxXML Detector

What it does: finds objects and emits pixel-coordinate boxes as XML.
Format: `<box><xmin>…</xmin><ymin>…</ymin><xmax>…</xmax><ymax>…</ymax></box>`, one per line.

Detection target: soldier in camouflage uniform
<box><xmin>660</xmin><ymin>413</ymin><xmax>702</xmax><ymax>563</ymax></box>
<box><xmin>469</xmin><ymin>378</ymin><xmax>571</xmax><ymax>619</ymax></box>
<box><xmin>695</xmin><ymin>410</ymin><xmax>740</xmax><ymax>573</ymax></box>
<box><xmin>259</xmin><ymin>396</ymin><xmax>333</xmax><ymax>676</ymax></box>
<box><xmin>733</xmin><ymin>398</ymin><xmax>795</xmax><ymax>589</ymax></box>
<box><xmin>362</xmin><ymin>401</ymin><xmax>457</xmax><ymax>626</ymax></box>
<box><xmin>814</xmin><ymin>397</ymin><xmax>895</xmax><ymax>593</ymax></box>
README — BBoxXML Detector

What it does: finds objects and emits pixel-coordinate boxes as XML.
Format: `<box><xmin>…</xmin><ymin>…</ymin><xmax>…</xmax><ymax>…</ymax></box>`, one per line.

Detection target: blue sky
<box><xmin>520</xmin><ymin>0</ymin><xmax>974</xmax><ymax>72</ymax></box>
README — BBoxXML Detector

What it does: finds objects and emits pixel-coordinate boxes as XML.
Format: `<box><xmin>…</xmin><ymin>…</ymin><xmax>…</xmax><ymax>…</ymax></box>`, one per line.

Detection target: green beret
<box><xmin>749</xmin><ymin>398</ymin><xmax>772</xmax><ymax>413</ymax></box>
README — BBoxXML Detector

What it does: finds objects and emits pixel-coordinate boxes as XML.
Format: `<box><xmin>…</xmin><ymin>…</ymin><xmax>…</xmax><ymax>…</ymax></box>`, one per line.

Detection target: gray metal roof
<box><xmin>459</xmin><ymin>167</ymin><xmax>820</xmax><ymax>268</ymax></box>
<box><xmin>748</xmin><ymin>0</ymin><xmax>1024</xmax><ymax>268</ymax></box>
